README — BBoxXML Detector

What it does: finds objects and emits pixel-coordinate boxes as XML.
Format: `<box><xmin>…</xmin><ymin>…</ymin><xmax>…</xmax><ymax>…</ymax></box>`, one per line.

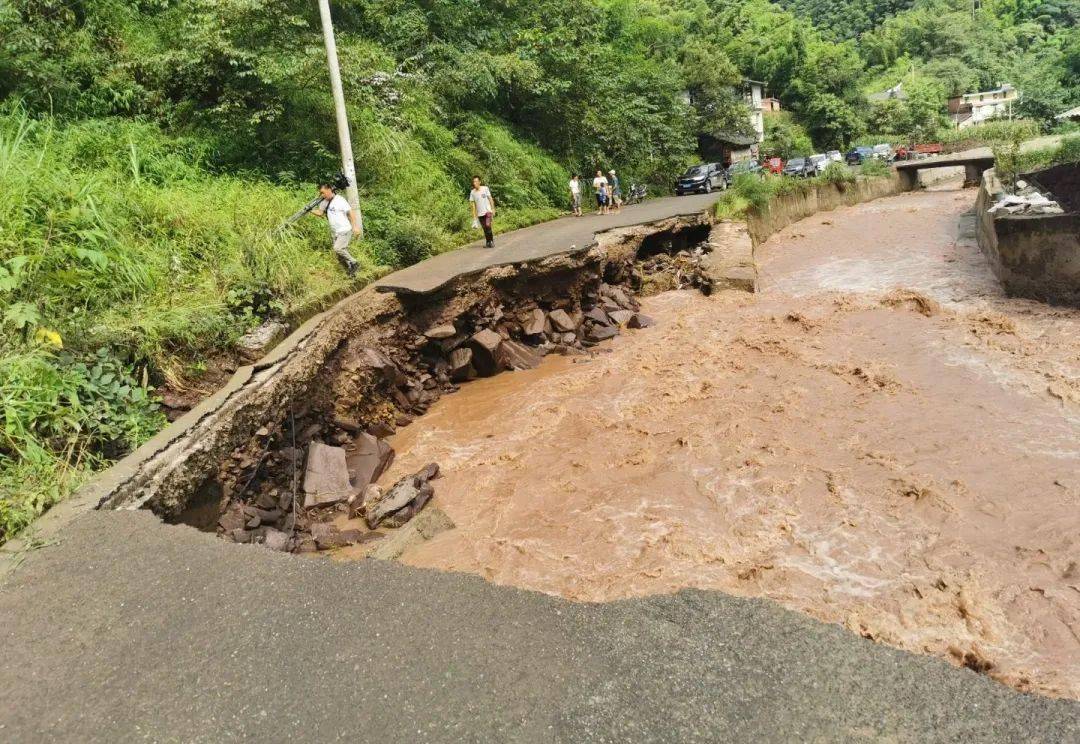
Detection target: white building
<box><xmin>948</xmin><ymin>84</ymin><xmax>1020</xmax><ymax>128</ymax></box>
<box><xmin>744</xmin><ymin>79</ymin><xmax>766</xmax><ymax>145</ymax></box>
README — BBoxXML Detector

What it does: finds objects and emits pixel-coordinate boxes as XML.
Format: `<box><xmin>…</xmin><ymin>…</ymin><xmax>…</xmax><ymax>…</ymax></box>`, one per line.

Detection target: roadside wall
<box><xmin>975</xmin><ymin>167</ymin><xmax>1080</xmax><ymax>307</ymax></box>
<box><xmin>746</xmin><ymin>174</ymin><xmax>907</xmax><ymax>245</ymax></box>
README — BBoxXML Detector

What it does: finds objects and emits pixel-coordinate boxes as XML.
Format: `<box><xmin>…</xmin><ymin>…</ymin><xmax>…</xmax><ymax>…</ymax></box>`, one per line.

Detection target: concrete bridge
<box><xmin>894</xmin><ymin>153</ymin><xmax>993</xmax><ymax>188</ymax></box>
<box><xmin>894</xmin><ymin>134</ymin><xmax>1064</xmax><ymax>188</ymax></box>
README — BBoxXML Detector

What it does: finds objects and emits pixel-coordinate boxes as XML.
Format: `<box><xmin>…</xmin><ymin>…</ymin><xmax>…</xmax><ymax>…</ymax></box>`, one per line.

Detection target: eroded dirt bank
<box><xmin>370</xmin><ymin>189</ymin><xmax>1080</xmax><ymax>698</ymax></box>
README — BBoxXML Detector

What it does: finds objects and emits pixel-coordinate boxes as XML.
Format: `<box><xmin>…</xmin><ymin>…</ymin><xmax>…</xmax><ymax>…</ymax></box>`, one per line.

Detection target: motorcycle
<box><xmin>625</xmin><ymin>183</ymin><xmax>647</xmax><ymax>205</ymax></box>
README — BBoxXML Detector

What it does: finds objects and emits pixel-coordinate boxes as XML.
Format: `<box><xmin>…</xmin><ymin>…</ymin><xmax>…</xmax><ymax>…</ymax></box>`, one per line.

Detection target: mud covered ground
<box><xmin>348</xmin><ymin>188</ymin><xmax>1079</xmax><ymax>699</ymax></box>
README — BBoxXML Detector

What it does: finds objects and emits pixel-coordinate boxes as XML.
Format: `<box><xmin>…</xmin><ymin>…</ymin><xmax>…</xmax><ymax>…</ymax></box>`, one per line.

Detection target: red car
<box><xmin>765</xmin><ymin>157</ymin><xmax>784</xmax><ymax>175</ymax></box>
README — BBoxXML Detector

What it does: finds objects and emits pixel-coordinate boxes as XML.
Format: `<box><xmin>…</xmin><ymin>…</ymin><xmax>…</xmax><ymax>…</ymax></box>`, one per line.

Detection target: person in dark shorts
<box><xmin>592</xmin><ymin>170</ymin><xmax>609</xmax><ymax>215</ymax></box>
<box><xmin>469</xmin><ymin>175</ymin><xmax>496</xmax><ymax>248</ymax></box>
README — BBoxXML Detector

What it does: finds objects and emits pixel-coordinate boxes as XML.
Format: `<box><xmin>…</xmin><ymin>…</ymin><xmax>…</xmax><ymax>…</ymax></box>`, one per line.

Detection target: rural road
<box><xmin>3</xmin><ymin>510</ymin><xmax>1079</xmax><ymax>742</ymax></box>
<box><xmin>376</xmin><ymin>192</ymin><xmax>721</xmax><ymax>294</ymax></box>
<box><xmin>3</xmin><ymin>178</ymin><xmax>1079</xmax><ymax>741</ymax></box>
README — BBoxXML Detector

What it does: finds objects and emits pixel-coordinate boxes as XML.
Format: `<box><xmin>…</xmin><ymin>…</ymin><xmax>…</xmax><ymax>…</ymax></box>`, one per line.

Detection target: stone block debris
<box><xmin>364</xmin><ymin>463</ymin><xmax>440</xmax><ymax>529</ymax></box>
<box><xmin>302</xmin><ymin>443</ymin><xmax>352</xmax><ymax>508</ymax></box>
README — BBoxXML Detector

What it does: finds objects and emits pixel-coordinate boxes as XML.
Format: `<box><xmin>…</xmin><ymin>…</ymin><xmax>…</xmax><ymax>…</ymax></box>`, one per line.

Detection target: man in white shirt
<box><xmin>568</xmin><ymin>174</ymin><xmax>582</xmax><ymax>216</ymax></box>
<box><xmin>469</xmin><ymin>175</ymin><xmax>496</xmax><ymax>248</ymax></box>
<box><xmin>592</xmin><ymin>170</ymin><xmax>609</xmax><ymax>215</ymax></box>
<box><xmin>312</xmin><ymin>182</ymin><xmax>361</xmax><ymax>276</ymax></box>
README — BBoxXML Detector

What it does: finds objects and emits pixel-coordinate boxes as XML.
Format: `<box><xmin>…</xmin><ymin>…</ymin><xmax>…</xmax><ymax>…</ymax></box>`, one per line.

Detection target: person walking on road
<box><xmin>593</xmin><ymin>170</ymin><xmax>609</xmax><ymax>215</ymax></box>
<box><xmin>608</xmin><ymin>169</ymin><xmax>622</xmax><ymax>213</ymax></box>
<box><xmin>312</xmin><ymin>182</ymin><xmax>361</xmax><ymax>277</ymax></box>
<box><xmin>568</xmin><ymin>174</ymin><xmax>582</xmax><ymax>216</ymax></box>
<box><xmin>469</xmin><ymin>175</ymin><xmax>496</xmax><ymax>248</ymax></box>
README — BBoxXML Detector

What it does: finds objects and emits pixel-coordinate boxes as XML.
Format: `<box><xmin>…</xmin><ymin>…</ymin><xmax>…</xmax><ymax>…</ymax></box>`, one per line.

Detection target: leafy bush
<box><xmin>0</xmin><ymin>345</ymin><xmax>164</xmax><ymax>540</ymax></box>
<box><xmin>859</xmin><ymin>157</ymin><xmax>891</xmax><ymax>177</ymax></box>
<box><xmin>822</xmin><ymin>161</ymin><xmax>855</xmax><ymax>185</ymax></box>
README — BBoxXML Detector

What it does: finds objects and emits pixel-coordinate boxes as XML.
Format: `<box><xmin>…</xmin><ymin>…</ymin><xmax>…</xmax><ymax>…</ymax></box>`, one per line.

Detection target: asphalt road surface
<box><xmin>375</xmin><ymin>192</ymin><xmax>721</xmax><ymax>295</ymax></box>
<box><xmin>2</xmin><ymin>510</ymin><xmax>1079</xmax><ymax>741</ymax></box>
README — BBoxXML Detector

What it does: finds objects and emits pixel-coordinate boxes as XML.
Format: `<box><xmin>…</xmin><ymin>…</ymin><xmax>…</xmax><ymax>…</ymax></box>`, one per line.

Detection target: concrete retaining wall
<box><xmin>975</xmin><ymin>167</ymin><xmax>1080</xmax><ymax>307</ymax></box>
<box><xmin>746</xmin><ymin>174</ymin><xmax>907</xmax><ymax>245</ymax></box>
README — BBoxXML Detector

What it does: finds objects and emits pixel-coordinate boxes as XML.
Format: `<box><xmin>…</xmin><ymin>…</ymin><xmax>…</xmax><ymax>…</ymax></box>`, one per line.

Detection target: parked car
<box><xmin>765</xmin><ymin>156</ymin><xmax>784</xmax><ymax>175</ymax></box>
<box><xmin>827</xmin><ymin>150</ymin><xmax>842</xmax><ymax>162</ymax></box>
<box><xmin>872</xmin><ymin>143</ymin><xmax>894</xmax><ymax>162</ymax></box>
<box><xmin>808</xmin><ymin>153</ymin><xmax>829</xmax><ymax>176</ymax></box>
<box><xmin>675</xmin><ymin>163</ymin><xmax>726</xmax><ymax>195</ymax></box>
<box><xmin>783</xmin><ymin>157</ymin><xmax>812</xmax><ymax>178</ymax></box>
<box><xmin>845</xmin><ymin>146</ymin><xmax>874</xmax><ymax>165</ymax></box>
<box><xmin>726</xmin><ymin>159</ymin><xmax>763</xmax><ymax>180</ymax></box>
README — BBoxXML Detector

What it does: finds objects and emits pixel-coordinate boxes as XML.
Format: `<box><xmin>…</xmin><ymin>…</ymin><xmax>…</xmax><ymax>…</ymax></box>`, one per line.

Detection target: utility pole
<box><xmin>317</xmin><ymin>0</ymin><xmax>362</xmax><ymax>237</ymax></box>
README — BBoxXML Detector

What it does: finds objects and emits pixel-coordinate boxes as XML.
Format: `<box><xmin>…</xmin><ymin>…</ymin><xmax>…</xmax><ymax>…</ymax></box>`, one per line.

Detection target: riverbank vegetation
<box><xmin>2</xmin><ymin>0</ymin><xmax>1078</xmax><ymax>540</ymax></box>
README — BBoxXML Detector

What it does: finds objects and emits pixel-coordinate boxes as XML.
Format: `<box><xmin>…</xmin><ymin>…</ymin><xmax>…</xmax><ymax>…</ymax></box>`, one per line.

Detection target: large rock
<box><xmin>627</xmin><ymin>313</ymin><xmax>654</xmax><ymax>329</ymax></box>
<box><xmin>341</xmin><ymin>345</ymin><xmax>405</xmax><ymax>386</ymax></box>
<box><xmin>608</xmin><ymin>309</ymin><xmax>634</xmax><ymax>326</ymax></box>
<box><xmin>585</xmin><ymin>324</ymin><xmax>619</xmax><ymax>342</ymax></box>
<box><xmin>302</xmin><ymin>443</ymin><xmax>352</xmax><ymax>508</ymax></box>
<box><xmin>345</xmin><ymin>433</ymin><xmax>394</xmax><ymax>491</ymax></box>
<box><xmin>602</xmin><ymin>284</ymin><xmax>635</xmax><ymax>310</ymax></box>
<box><xmin>523</xmin><ymin>309</ymin><xmax>546</xmax><ymax>336</ymax></box>
<box><xmin>448</xmin><ymin>347</ymin><xmax>475</xmax><ymax>382</ymax></box>
<box><xmin>424</xmin><ymin>323</ymin><xmax>457</xmax><ymax>340</ymax></box>
<box><xmin>364</xmin><ymin>463</ymin><xmax>439</xmax><ymax>529</ymax></box>
<box><xmin>502</xmin><ymin>339</ymin><xmax>542</xmax><ymax>370</ymax></box>
<box><xmin>468</xmin><ymin>328</ymin><xmax>507</xmax><ymax>377</ymax></box>
<box><xmin>548</xmin><ymin>309</ymin><xmax>577</xmax><ymax>333</ymax></box>
<box><xmin>584</xmin><ymin>307</ymin><xmax>612</xmax><ymax>326</ymax></box>
<box><xmin>236</xmin><ymin>321</ymin><xmax>288</xmax><ymax>362</ymax></box>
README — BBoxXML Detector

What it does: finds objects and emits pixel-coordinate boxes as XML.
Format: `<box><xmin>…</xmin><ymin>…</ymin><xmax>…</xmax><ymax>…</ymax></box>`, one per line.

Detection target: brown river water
<box><xmin>350</xmin><ymin>187</ymin><xmax>1080</xmax><ymax>698</ymax></box>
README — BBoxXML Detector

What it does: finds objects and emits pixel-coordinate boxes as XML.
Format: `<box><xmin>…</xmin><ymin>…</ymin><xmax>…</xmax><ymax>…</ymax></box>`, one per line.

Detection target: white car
<box><xmin>827</xmin><ymin>150</ymin><xmax>842</xmax><ymax>162</ymax></box>
<box><xmin>872</xmin><ymin>144</ymin><xmax>893</xmax><ymax>162</ymax></box>
<box><xmin>808</xmin><ymin>153</ymin><xmax>828</xmax><ymax>175</ymax></box>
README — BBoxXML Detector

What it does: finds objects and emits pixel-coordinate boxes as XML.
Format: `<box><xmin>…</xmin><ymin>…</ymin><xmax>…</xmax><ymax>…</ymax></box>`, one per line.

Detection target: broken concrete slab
<box><xmin>364</xmin><ymin>463</ymin><xmax>439</xmax><ymax>529</ymax></box>
<box><xmin>368</xmin><ymin>507</ymin><xmax>456</xmax><ymax>561</ymax></box>
<box><xmin>303</xmin><ymin>443</ymin><xmax>352</xmax><ymax>509</ymax></box>
<box><xmin>345</xmin><ymin>433</ymin><xmax>394</xmax><ymax>492</ymax></box>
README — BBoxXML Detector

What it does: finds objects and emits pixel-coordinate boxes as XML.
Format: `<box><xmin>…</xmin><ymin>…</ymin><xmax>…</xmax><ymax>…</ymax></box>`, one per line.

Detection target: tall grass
<box><xmin>0</xmin><ymin>104</ymin><xmax>572</xmax><ymax>540</ymax></box>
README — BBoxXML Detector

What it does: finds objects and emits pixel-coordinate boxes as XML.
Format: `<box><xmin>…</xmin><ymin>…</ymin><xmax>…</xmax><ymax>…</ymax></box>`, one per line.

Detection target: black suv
<box><xmin>845</xmin><ymin>146</ymin><xmax>874</xmax><ymax>165</ymax></box>
<box><xmin>676</xmin><ymin>163</ymin><xmax>726</xmax><ymax>195</ymax></box>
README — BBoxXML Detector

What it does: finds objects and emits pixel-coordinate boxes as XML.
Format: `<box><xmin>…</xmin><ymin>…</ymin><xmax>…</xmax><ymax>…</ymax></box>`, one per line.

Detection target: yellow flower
<box><xmin>33</xmin><ymin>328</ymin><xmax>63</xmax><ymax>349</ymax></box>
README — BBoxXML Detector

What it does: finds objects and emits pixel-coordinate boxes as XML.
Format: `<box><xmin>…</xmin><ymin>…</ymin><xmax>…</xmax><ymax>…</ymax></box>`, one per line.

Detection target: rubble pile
<box><xmin>988</xmin><ymin>180</ymin><xmax>1065</xmax><ymax>216</ymax></box>
<box><xmin>633</xmin><ymin>243</ymin><xmax>713</xmax><ymax>296</ymax></box>
<box><xmin>210</xmin><ymin>273</ymin><xmax>656</xmax><ymax>555</ymax></box>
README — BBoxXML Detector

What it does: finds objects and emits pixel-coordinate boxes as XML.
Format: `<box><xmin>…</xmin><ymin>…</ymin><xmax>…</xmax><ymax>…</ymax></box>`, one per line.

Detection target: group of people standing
<box><xmin>312</xmin><ymin>168</ymin><xmax>624</xmax><ymax>275</ymax></box>
<box><xmin>567</xmin><ymin>169</ymin><xmax>622</xmax><ymax>217</ymax></box>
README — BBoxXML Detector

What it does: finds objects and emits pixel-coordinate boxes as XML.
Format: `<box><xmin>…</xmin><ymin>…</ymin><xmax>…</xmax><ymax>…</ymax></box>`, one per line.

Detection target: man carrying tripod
<box><xmin>311</xmin><ymin>181</ymin><xmax>361</xmax><ymax>277</ymax></box>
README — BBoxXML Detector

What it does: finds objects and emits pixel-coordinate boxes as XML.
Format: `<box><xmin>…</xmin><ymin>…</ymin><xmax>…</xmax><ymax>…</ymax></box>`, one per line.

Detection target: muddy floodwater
<box><xmin>371</xmin><ymin>188</ymin><xmax>1080</xmax><ymax>698</ymax></box>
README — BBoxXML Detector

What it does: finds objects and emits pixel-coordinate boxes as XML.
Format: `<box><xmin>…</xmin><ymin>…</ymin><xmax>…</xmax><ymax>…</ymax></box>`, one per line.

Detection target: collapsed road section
<box><xmin>90</xmin><ymin>202</ymin><xmax>754</xmax><ymax>559</ymax></box>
